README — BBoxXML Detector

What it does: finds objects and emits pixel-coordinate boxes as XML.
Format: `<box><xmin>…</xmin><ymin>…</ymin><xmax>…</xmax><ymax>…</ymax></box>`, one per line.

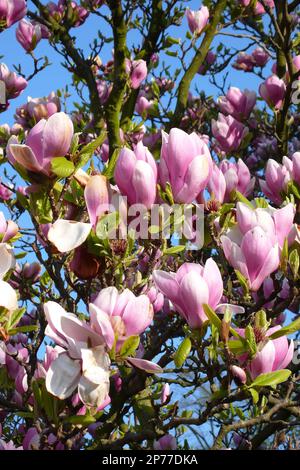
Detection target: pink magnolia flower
<box><xmin>126</xmin><ymin>59</ymin><xmax>148</xmax><ymax>89</ymax></box>
<box><xmin>0</xmin><ymin>211</ymin><xmax>18</xmax><ymax>242</ymax></box>
<box><xmin>153</xmin><ymin>259</ymin><xmax>223</xmax><ymax>329</ymax></box>
<box><xmin>16</xmin><ymin>19</ymin><xmax>42</xmax><ymax>52</ymax></box>
<box><xmin>114</xmin><ymin>142</ymin><xmax>157</xmax><ymax>208</ymax></box>
<box><xmin>208</xmin><ymin>159</ymin><xmax>255</xmax><ymax>203</ymax></box>
<box><xmin>233</xmin><ymin>52</ymin><xmax>255</xmax><ymax>72</ymax></box>
<box><xmin>0</xmin><ymin>63</ymin><xmax>27</xmax><ymax>100</ymax></box>
<box><xmin>218</xmin><ymin>87</ymin><xmax>256</xmax><ymax>121</ymax></box>
<box><xmin>252</xmin><ymin>47</ymin><xmax>269</xmax><ymax>67</ymax></box>
<box><xmin>260</xmin><ymin>153</ymin><xmax>300</xmax><ymax>205</ymax></box>
<box><xmin>235</xmin><ymin>202</ymin><xmax>295</xmax><ymax>249</ymax></box>
<box><xmin>0</xmin><ymin>0</ymin><xmax>26</xmax><ymax>29</ymax></box>
<box><xmin>221</xmin><ymin>202</ymin><xmax>295</xmax><ymax>291</ymax></box>
<box><xmin>237</xmin><ymin>326</ymin><xmax>294</xmax><ymax>379</ymax></box>
<box><xmin>0</xmin><ymin>182</ymin><xmax>12</xmax><ymax>200</ymax></box>
<box><xmin>84</xmin><ymin>175</ymin><xmax>110</xmax><ymax>229</ymax></box>
<box><xmin>44</xmin><ymin>301</ymin><xmax>110</xmax><ymax>408</ymax></box>
<box><xmin>159</xmin><ymin>128</ymin><xmax>212</xmax><ymax>203</ymax></box>
<box><xmin>185</xmin><ymin>5</ymin><xmax>209</xmax><ymax>35</ymax></box>
<box><xmin>15</xmin><ymin>92</ymin><xmax>61</xmax><ymax>128</ymax></box>
<box><xmin>135</xmin><ymin>94</ymin><xmax>154</xmax><ymax>115</ymax></box>
<box><xmin>7</xmin><ymin>112</ymin><xmax>74</xmax><ymax>175</ymax></box>
<box><xmin>89</xmin><ymin>286</ymin><xmax>154</xmax><ymax>351</ymax></box>
<box><xmin>239</xmin><ymin>0</ymin><xmax>274</xmax><ymax>15</ymax></box>
<box><xmin>259</xmin><ymin>75</ymin><xmax>286</xmax><ymax>110</ymax></box>
<box><xmin>161</xmin><ymin>383</ymin><xmax>170</xmax><ymax>404</ymax></box>
<box><xmin>23</xmin><ymin>427</ymin><xmax>40</xmax><ymax>450</ymax></box>
<box><xmin>154</xmin><ymin>434</ymin><xmax>177</xmax><ymax>450</ymax></box>
<box><xmin>212</xmin><ymin>113</ymin><xmax>248</xmax><ymax>153</ymax></box>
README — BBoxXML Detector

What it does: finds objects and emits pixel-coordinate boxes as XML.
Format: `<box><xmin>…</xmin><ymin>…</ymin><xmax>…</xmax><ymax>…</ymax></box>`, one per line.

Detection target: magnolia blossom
<box><xmin>260</xmin><ymin>153</ymin><xmax>300</xmax><ymax>204</ymax></box>
<box><xmin>114</xmin><ymin>142</ymin><xmax>157</xmax><ymax>208</ymax></box>
<box><xmin>0</xmin><ymin>63</ymin><xmax>27</xmax><ymax>100</ymax></box>
<box><xmin>0</xmin><ymin>211</ymin><xmax>18</xmax><ymax>242</ymax></box>
<box><xmin>15</xmin><ymin>92</ymin><xmax>61</xmax><ymax>128</ymax></box>
<box><xmin>237</xmin><ymin>326</ymin><xmax>294</xmax><ymax>379</ymax></box>
<box><xmin>259</xmin><ymin>75</ymin><xmax>286</xmax><ymax>110</ymax></box>
<box><xmin>212</xmin><ymin>113</ymin><xmax>248</xmax><ymax>153</ymax></box>
<box><xmin>185</xmin><ymin>6</ymin><xmax>209</xmax><ymax>35</ymax></box>
<box><xmin>218</xmin><ymin>88</ymin><xmax>256</xmax><ymax>121</ymax></box>
<box><xmin>0</xmin><ymin>0</ymin><xmax>26</xmax><ymax>28</ymax></box>
<box><xmin>126</xmin><ymin>59</ymin><xmax>147</xmax><ymax>89</ymax></box>
<box><xmin>44</xmin><ymin>301</ymin><xmax>110</xmax><ymax>408</ymax></box>
<box><xmin>89</xmin><ymin>286</ymin><xmax>154</xmax><ymax>350</ymax></box>
<box><xmin>154</xmin><ymin>434</ymin><xmax>177</xmax><ymax>450</ymax></box>
<box><xmin>16</xmin><ymin>19</ymin><xmax>42</xmax><ymax>52</ymax></box>
<box><xmin>221</xmin><ymin>202</ymin><xmax>295</xmax><ymax>290</ymax></box>
<box><xmin>208</xmin><ymin>159</ymin><xmax>255</xmax><ymax>203</ymax></box>
<box><xmin>153</xmin><ymin>259</ymin><xmax>223</xmax><ymax>328</ymax></box>
<box><xmin>158</xmin><ymin>128</ymin><xmax>212</xmax><ymax>203</ymax></box>
<box><xmin>7</xmin><ymin>112</ymin><xmax>73</xmax><ymax>175</ymax></box>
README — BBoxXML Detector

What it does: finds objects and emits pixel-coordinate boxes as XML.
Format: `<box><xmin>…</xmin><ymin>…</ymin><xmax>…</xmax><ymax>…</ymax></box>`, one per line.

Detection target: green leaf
<box><xmin>287</xmin><ymin>180</ymin><xmax>300</xmax><ymax>199</ymax></box>
<box><xmin>235</xmin><ymin>270</ymin><xmax>249</xmax><ymax>294</ymax></box>
<box><xmin>251</xmin><ymin>369</ymin><xmax>291</xmax><ymax>388</ymax></box>
<box><xmin>102</xmin><ymin>148</ymin><xmax>120</xmax><ymax>180</ymax></box>
<box><xmin>8</xmin><ymin>324</ymin><xmax>38</xmax><ymax>335</ymax></box>
<box><xmin>7</xmin><ymin>307</ymin><xmax>26</xmax><ymax>330</ymax></box>
<box><xmin>248</xmin><ymin>387</ymin><xmax>259</xmax><ymax>404</ymax></box>
<box><xmin>269</xmin><ymin>317</ymin><xmax>300</xmax><ymax>339</ymax></box>
<box><xmin>231</xmin><ymin>190</ymin><xmax>253</xmax><ymax>208</ymax></box>
<box><xmin>174</xmin><ymin>337</ymin><xmax>192</xmax><ymax>368</ymax></box>
<box><xmin>64</xmin><ymin>415</ymin><xmax>96</xmax><ymax>426</ymax></box>
<box><xmin>51</xmin><ymin>157</ymin><xmax>75</xmax><ymax>178</ymax></box>
<box><xmin>120</xmin><ymin>335</ymin><xmax>140</xmax><ymax>357</ymax></box>
<box><xmin>280</xmin><ymin>238</ymin><xmax>289</xmax><ymax>271</ymax></box>
<box><xmin>228</xmin><ymin>339</ymin><xmax>248</xmax><ymax>355</ymax></box>
<box><xmin>78</xmin><ymin>132</ymin><xmax>106</xmax><ymax>158</ymax></box>
<box><xmin>203</xmin><ymin>304</ymin><xmax>222</xmax><ymax>330</ymax></box>
<box><xmin>245</xmin><ymin>325</ymin><xmax>257</xmax><ymax>357</ymax></box>
<box><xmin>96</xmin><ymin>212</ymin><xmax>120</xmax><ymax>240</ymax></box>
<box><xmin>164</xmin><ymin>245</ymin><xmax>185</xmax><ymax>255</ymax></box>
<box><xmin>289</xmin><ymin>249</ymin><xmax>299</xmax><ymax>279</ymax></box>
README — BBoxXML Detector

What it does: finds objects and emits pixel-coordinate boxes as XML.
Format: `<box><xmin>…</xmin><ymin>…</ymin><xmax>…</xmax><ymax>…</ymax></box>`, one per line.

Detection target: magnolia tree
<box><xmin>0</xmin><ymin>0</ymin><xmax>300</xmax><ymax>452</ymax></box>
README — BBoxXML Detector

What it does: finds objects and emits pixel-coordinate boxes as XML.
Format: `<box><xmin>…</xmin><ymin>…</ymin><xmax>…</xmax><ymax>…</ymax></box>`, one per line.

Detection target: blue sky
<box><xmin>0</xmin><ymin>0</ymin><xmax>271</xmax><ymax>126</ymax></box>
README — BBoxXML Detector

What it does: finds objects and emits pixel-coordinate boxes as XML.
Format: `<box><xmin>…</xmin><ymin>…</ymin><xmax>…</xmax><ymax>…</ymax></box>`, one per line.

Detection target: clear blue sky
<box><xmin>0</xmin><ymin>0</ymin><xmax>270</xmax><ymax>126</ymax></box>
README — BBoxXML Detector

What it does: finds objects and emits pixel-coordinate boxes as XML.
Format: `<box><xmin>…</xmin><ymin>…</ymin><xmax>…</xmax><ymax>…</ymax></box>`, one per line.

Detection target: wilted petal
<box><xmin>78</xmin><ymin>375</ymin><xmax>110</xmax><ymax>408</ymax></box>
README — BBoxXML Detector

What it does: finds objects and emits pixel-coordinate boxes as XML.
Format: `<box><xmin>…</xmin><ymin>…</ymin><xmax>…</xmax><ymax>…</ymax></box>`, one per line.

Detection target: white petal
<box><xmin>78</xmin><ymin>375</ymin><xmax>110</xmax><ymax>408</ymax></box>
<box><xmin>46</xmin><ymin>353</ymin><xmax>81</xmax><ymax>399</ymax></box>
<box><xmin>0</xmin><ymin>243</ymin><xmax>15</xmax><ymax>278</ymax></box>
<box><xmin>81</xmin><ymin>345</ymin><xmax>111</xmax><ymax>385</ymax></box>
<box><xmin>48</xmin><ymin>219</ymin><xmax>92</xmax><ymax>253</ymax></box>
<box><xmin>0</xmin><ymin>280</ymin><xmax>18</xmax><ymax>311</ymax></box>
